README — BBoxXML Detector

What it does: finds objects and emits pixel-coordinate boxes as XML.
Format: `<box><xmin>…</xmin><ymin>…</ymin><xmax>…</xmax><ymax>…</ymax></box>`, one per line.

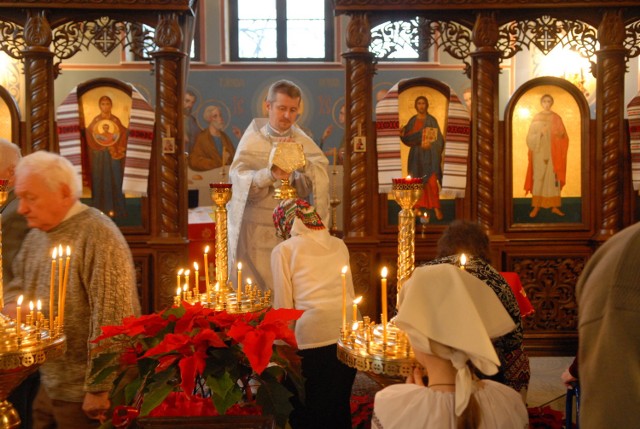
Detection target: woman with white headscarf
<box><xmin>372</xmin><ymin>264</ymin><xmax>529</xmax><ymax>429</ymax></box>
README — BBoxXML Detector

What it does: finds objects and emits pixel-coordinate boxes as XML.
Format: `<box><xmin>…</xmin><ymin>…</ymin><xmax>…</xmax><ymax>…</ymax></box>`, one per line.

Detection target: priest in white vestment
<box><xmin>228</xmin><ymin>79</ymin><xmax>329</xmax><ymax>292</ymax></box>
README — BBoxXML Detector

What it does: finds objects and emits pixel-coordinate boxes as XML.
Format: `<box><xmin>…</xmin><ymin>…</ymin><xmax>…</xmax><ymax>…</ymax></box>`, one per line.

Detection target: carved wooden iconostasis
<box><xmin>335</xmin><ymin>0</ymin><xmax>640</xmax><ymax>355</ymax></box>
<box><xmin>0</xmin><ymin>0</ymin><xmax>197</xmax><ymax>314</ymax></box>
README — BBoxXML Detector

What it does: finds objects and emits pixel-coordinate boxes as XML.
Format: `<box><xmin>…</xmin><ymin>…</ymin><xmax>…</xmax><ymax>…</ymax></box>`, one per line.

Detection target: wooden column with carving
<box><xmin>22</xmin><ymin>10</ymin><xmax>56</xmax><ymax>154</ymax></box>
<box><xmin>149</xmin><ymin>12</ymin><xmax>189</xmax><ymax>310</ymax></box>
<box><xmin>595</xmin><ymin>9</ymin><xmax>628</xmax><ymax>241</ymax></box>
<box><xmin>342</xmin><ymin>12</ymin><xmax>379</xmax><ymax>319</ymax></box>
<box><xmin>469</xmin><ymin>12</ymin><xmax>500</xmax><ymax>233</ymax></box>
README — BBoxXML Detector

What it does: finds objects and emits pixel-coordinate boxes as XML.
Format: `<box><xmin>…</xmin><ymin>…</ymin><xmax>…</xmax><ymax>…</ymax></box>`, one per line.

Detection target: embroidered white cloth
<box><xmin>395</xmin><ymin>264</ymin><xmax>516</xmax><ymax>416</ymax></box>
<box><xmin>376</xmin><ymin>80</ymin><xmax>470</xmax><ymax>197</ymax></box>
<box><xmin>57</xmin><ymin>84</ymin><xmax>154</xmax><ymax>197</ymax></box>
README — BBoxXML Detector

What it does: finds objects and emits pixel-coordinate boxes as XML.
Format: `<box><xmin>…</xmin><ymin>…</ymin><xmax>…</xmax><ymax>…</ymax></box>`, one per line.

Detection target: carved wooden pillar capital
<box><xmin>22</xmin><ymin>9</ymin><xmax>55</xmax><ymax>154</ymax></box>
<box><xmin>595</xmin><ymin>9</ymin><xmax>627</xmax><ymax>241</ymax></box>
<box><xmin>346</xmin><ymin>12</ymin><xmax>371</xmax><ymax>53</ymax></box>
<box><xmin>470</xmin><ymin>13</ymin><xmax>500</xmax><ymax>234</ymax></box>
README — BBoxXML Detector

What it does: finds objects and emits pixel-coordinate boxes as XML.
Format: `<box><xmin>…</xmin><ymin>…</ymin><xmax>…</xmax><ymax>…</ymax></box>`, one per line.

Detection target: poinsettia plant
<box><xmin>91</xmin><ymin>301</ymin><xmax>304</xmax><ymax>429</ymax></box>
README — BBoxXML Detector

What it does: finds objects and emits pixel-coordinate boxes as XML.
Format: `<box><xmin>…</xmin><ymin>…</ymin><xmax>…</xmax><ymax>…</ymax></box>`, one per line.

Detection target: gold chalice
<box><xmin>270</xmin><ymin>142</ymin><xmax>306</xmax><ymax>200</ymax></box>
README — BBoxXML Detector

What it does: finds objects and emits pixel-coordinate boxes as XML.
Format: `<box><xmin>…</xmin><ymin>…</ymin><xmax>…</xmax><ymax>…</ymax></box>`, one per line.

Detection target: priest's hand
<box><xmin>271</xmin><ymin>165</ymin><xmax>290</xmax><ymax>181</ymax></box>
<box><xmin>83</xmin><ymin>391</ymin><xmax>110</xmax><ymax>423</ymax></box>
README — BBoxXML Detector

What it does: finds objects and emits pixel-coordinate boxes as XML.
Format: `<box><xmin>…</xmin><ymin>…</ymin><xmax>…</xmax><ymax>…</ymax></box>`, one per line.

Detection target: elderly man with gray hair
<box><xmin>3</xmin><ymin>150</ymin><xmax>140</xmax><ymax>428</ymax></box>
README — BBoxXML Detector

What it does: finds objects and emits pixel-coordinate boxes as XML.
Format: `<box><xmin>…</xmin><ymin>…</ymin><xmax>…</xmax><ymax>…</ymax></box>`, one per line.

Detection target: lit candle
<box><xmin>341</xmin><ymin>266</ymin><xmax>348</xmax><ymax>331</ymax></box>
<box><xmin>204</xmin><ymin>246</ymin><xmax>210</xmax><ymax>299</ymax></box>
<box><xmin>193</xmin><ymin>262</ymin><xmax>199</xmax><ymax>294</ymax></box>
<box><xmin>183</xmin><ymin>284</ymin><xmax>188</xmax><ymax>301</ymax></box>
<box><xmin>16</xmin><ymin>295</ymin><xmax>23</xmax><ymax>337</ymax></box>
<box><xmin>36</xmin><ymin>300</ymin><xmax>43</xmax><ymax>329</ymax></box>
<box><xmin>381</xmin><ymin>267</ymin><xmax>388</xmax><ymax>341</ymax></box>
<box><xmin>184</xmin><ymin>269</ymin><xmax>191</xmax><ymax>294</ymax></box>
<box><xmin>246</xmin><ymin>277</ymin><xmax>252</xmax><ymax>295</ymax></box>
<box><xmin>352</xmin><ymin>296</ymin><xmax>362</xmax><ymax>324</ymax></box>
<box><xmin>176</xmin><ymin>268</ymin><xmax>184</xmax><ymax>294</ymax></box>
<box><xmin>237</xmin><ymin>262</ymin><xmax>242</xmax><ymax>306</ymax></box>
<box><xmin>57</xmin><ymin>245</ymin><xmax>63</xmax><ymax>299</ymax></box>
<box><xmin>60</xmin><ymin>246</ymin><xmax>71</xmax><ymax>326</ymax></box>
<box><xmin>50</xmin><ymin>247</ymin><xmax>57</xmax><ymax>331</ymax></box>
<box><xmin>175</xmin><ymin>286</ymin><xmax>181</xmax><ymax>306</ymax></box>
<box><xmin>460</xmin><ymin>253</ymin><xmax>467</xmax><ymax>270</ymax></box>
<box><xmin>29</xmin><ymin>301</ymin><xmax>34</xmax><ymax>327</ymax></box>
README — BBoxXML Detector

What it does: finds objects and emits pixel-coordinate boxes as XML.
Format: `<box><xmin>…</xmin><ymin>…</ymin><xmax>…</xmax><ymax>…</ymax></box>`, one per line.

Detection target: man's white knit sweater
<box><xmin>6</xmin><ymin>204</ymin><xmax>140</xmax><ymax>402</ymax></box>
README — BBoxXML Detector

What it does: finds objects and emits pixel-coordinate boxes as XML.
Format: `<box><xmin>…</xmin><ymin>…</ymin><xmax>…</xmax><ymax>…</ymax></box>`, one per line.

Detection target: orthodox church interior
<box><xmin>1</xmin><ymin>0</ymin><xmax>639</xmax><ymax>426</ymax></box>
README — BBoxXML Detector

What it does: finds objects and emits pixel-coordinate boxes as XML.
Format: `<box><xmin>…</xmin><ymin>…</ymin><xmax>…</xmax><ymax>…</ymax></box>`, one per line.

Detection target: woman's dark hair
<box><xmin>436</xmin><ymin>220</ymin><xmax>491</xmax><ymax>263</ymax></box>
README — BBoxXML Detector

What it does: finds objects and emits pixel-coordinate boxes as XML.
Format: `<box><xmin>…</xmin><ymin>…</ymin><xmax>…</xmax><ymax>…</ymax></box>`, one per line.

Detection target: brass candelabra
<box><xmin>181</xmin><ymin>183</ymin><xmax>271</xmax><ymax>314</ymax></box>
<box><xmin>337</xmin><ymin>178</ymin><xmax>423</xmax><ymax>377</ymax></box>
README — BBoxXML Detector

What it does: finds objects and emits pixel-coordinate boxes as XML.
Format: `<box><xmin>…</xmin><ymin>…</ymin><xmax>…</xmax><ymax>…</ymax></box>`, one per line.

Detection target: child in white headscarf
<box><xmin>372</xmin><ymin>264</ymin><xmax>529</xmax><ymax>429</ymax></box>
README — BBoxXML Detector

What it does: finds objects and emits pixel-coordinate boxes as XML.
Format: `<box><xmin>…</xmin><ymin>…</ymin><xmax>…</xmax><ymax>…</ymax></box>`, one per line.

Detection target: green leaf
<box><xmin>139</xmin><ymin>383</ymin><xmax>173</xmax><ymax>416</ymax></box>
<box><xmin>207</xmin><ymin>372</ymin><xmax>243</xmax><ymax>415</ymax></box>
<box><xmin>124</xmin><ymin>377</ymin><xmax>142</xmax><ymax>405</ymax></box>
<box><xmin>256</xmin><ymin>378</ymin><xmax>294</xmax><ymax>429</ymax></box>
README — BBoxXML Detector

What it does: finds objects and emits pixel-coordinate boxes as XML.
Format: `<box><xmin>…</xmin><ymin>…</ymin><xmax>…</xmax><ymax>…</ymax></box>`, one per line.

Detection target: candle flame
<box><xmin>237</xmin><ymin>262</ymin><xmax>242</xmax><ymax>270</ymax></box>
<box><xmin>352</xmin><ymin>321</ymin><xmax>359</xmax><ymax>331</ymax></box>
<box><xmin>178</xmin><ymin>268</ymin><xmax>184</xmax><ymax>275</ymax></box>
<box><xmin>341</xmin><ymin>265</ymin><xmax>348</xmax><ymax>274</ymax></box>
<box><xmin>204</xmin><ymin>245</ymin><xmax>210</xmax><ymax>254</ymax></box>
<box><xmin>176</xmin><ymin>287</ymin><xmax>181</xmax><ymax>296</ymax></box>
<box><xmin>29</xmin><ymin>301</ymin><xmax>34</xmax><ymax>311</ymax></box>
<box><xmin>194</xmin><ymin>262</ymin><xmax>199</xmax><ymax>270</ymax></box>
<box><xmin>66</xmin><ymin>245</ymin><xmax>71</xmax><ymax>256</ymax></box>
<box><xmin>17</xmin><ymin>295</ymin><xmax>23</xmax><ymax>305</ymax></box>
<box><xmin>381</xmin><ymin>267</ymin><xmax>388</xmax><ymax>278</ymax></box>
<box><xmin>354</xmin><ymin>296</ymin><xmax>363</xmax><ymax>305</ymax></box>
<box><xmin>183</xmin><ymin>284</ymin><xmax>188</xmax><ymax>292</ymax></box>
<box><xmin>58</xmin><ymin>244</ymin><xmax>63</xmax><ymax>256</ymax></box>
<box><xmin>247</xmin><ymin>278</ymin><xmax>252</xmax><ymax>285</ymax></box>
<box><xmin>406</xmin><ymin>175</ymin><xmax>411</xmax><ymax>179</ymax></box>
<box><xmin>37</xmin><ymin>300</ymin><xmax>42</xmax><ymax>310</ymax></box>
<box><xmin>460</xmin><ymin>253</ymin><xmax>467</xmax><ymax>267</ymax></box>
<box><xmin>185</xmin><ymin>269</ymin><xmax>190</xmax><ymax>276</ymax></box>
<box><xmin>52</xmin><ymin>247</ymin><xmax>57</xmax><ymax>259</ymax></box>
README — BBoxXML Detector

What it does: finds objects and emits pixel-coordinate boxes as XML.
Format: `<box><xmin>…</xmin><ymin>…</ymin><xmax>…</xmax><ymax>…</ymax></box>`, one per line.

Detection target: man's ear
<box><xmin>60</xmin><ymin>183</ymin><xmax>73</xmax><ymax>201</ymax></box>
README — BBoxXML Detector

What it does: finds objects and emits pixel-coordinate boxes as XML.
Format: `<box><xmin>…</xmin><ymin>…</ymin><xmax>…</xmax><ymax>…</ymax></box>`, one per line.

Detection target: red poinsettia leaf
<box><xmin>178</xmin><ymin>350</ymin><xmax>207</xmax><ymax>395</ymax></box>
<box><xmin>142</xmin><ymin>333</ymin><xmax>192</xmax><ymax>358</ymax></box>
<box><xmin>193</xmin><ymin>328</ymin><xmax>227</xmax><ymax>349</ymax></box>
<box><xmin>263</xmin><ymin>308</ymin><xmax>303</xmax><ymax>325</ymax></box>
<box><xmin>174</xmin><ymin>301</ymin><xmax>211</xmax><ymax>334</ymax></box>
<box><xmin>155</xmin><ymin>354</ymin><xmax>179</xmax><ymax>373</ymax></box>
<box><xmin>226</xmin><ymin>320</ymin><xmax>254</xmax><ymax>343</ymax></box>
<box><xmin>241</xmin><ymin>329</ymin><xmax>277</xmax><ymax>374</ymax></box>
<box><xmin>210</xmin><ymin>311</ymin><xmax>241</xmax><ymax>329</ymax></box>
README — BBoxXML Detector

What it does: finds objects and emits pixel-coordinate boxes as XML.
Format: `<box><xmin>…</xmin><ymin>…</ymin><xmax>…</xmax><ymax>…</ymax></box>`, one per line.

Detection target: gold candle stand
<box><xmin>0</xmin><ymin>314</ymin><xmax>66</xmax><ymax>428</ymax></box>
<box><xmin>392</xmin><ymin>180</ymin><xmax>423</xmax><ymax>289</ymax></box>
<box><xmin>337</xmin><ymin>179</ymin><xmax>423</xmax><ymax>378</ymax></box>
<box><xmin>201</xmin><ymin>183</ymin><xmax>272</xmax><ymax>314</ymax></box>
<box><xmin>210</xmin><ymin>183</ymin><xmax>232</xmax><ymax>292</ymax></box>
